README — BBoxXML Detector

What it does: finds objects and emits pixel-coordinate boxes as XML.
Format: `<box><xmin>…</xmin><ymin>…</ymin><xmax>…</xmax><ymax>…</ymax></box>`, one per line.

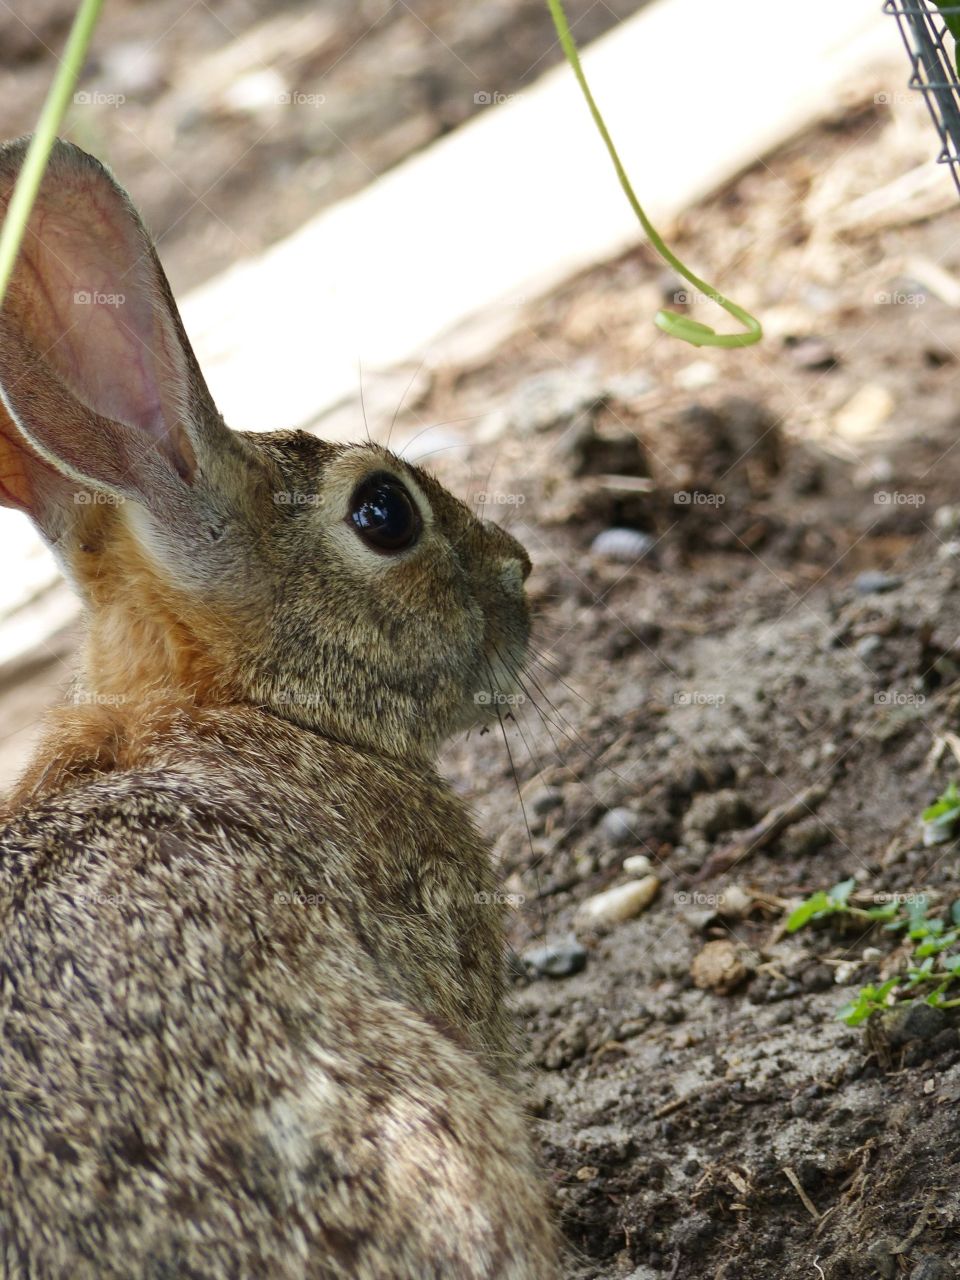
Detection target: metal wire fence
<box><xmin>886</xmin><ymin>0</ymin><xmax>960</xmax><ymax>196</ymax></box>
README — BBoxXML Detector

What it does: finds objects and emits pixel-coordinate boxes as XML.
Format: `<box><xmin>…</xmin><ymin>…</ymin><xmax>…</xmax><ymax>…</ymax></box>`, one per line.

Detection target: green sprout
<box><xmin>546</xmin><ymin>0</ymin><xmax>762</xmax><ymax>349</ymax></box>
<box><xmin>921</xmin><ymin>780</ymin><xmax>960</xmax><ymax>845</ymax></box>
<box><xmin>786</xmin><ymin>881</ymin><xmax>960</xmax><ymax>1026</ymax></box>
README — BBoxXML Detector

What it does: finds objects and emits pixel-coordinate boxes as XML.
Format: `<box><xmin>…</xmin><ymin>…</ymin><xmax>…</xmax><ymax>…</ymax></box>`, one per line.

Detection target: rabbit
<box><xmin>0</xmin><ymin>137</ymin><xmax>558</xmax><ymax>1279</ymax></box>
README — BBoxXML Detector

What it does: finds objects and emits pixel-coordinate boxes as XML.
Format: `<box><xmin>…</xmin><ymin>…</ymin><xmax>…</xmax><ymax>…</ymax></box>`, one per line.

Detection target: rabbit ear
<box><xmin>0</xmin><ymin>137</ymin><xmax>224</xmax><ymax>514</ymax></box>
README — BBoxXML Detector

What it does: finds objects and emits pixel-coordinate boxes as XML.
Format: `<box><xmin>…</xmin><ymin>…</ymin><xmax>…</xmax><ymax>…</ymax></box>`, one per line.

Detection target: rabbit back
<box><xmin>0</xmin><ymin>710</ymin><xmax>556</xmax><ymax>1278</ymax></box>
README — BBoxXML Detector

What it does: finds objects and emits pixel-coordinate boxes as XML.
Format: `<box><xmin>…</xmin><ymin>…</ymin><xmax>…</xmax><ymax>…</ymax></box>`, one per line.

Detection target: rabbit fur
<box><xmin>0</xmin><ymin>137</ymin><xmax>557</xmax><ymax>1279</ymax></box>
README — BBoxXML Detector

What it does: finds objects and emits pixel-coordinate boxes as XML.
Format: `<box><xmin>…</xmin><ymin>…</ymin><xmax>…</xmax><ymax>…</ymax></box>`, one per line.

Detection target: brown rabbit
<box><xmin>0</xmin><ymin>138</ymin><xmax>557</xmax><ymax>1279</ymax></box>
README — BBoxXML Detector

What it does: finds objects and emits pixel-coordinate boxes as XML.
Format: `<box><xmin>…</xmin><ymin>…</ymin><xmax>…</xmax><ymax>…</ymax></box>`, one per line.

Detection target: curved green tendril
<box><xmin>545</xmin><ymin>0</ymin><xmax>762</xmax><ymax>349</ymax></box>
<box><xmin>0</xmin><ymin>0</ymin><xmax>105</xmax><ymax>307</ymax></box>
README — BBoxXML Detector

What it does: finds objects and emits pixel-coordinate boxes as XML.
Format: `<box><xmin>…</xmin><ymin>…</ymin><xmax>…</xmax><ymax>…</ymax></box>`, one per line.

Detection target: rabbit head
<box><xmin>0</xmin><ymin>138</ymin><xmax>532</xmax><ymax>767</ymax></box>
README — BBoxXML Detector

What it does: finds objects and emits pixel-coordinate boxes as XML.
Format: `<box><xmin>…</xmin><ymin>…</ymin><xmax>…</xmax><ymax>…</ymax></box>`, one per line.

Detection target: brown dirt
<box><xmin>419</xmin><ymin>99</ymin><xmax>960</xmax><ymax>1279</ymax></box>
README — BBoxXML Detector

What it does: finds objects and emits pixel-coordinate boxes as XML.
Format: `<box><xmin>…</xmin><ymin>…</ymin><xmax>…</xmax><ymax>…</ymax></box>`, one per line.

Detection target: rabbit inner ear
<box><xmin>0</xmin><ymin>139</ymin><xmax>205</xmax><ymax>498</ymax></box>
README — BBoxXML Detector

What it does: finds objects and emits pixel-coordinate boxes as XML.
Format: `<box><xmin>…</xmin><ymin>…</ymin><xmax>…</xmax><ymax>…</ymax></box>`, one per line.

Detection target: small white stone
<box><xmin>575</xmin><ymin>876</ymin><xmax>660</xmax><ymax>927</ymax></box>
<box><xmin>622</xmin><ymin>854</ymin><xmax>653</xmax><ymax>876</ymax></box>
<box><xmin>934</xmin><ymin>504</ymin><xmax>960</xmax><ymax>533</ymax></box>
<box><xmin>675</xmin><ymin>360</ymin><xmax>717</xmax><ymax>390</ymax></box>
<box><xmin>590</xmin><ymin>528</ymin><xmax>655</xmax><ymax>563</ymax></box>
<box><xmin>718</xmin><ymin>885</ymin><xmax>753</xmax><ymax>918</ymax></box>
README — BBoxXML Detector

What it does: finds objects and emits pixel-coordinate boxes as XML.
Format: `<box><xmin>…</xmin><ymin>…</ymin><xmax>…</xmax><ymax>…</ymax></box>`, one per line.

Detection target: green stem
<box><xmin>545</xmin><ymin>0</ymin><xmax>761</xmax><ymax>348</ymax></box>
<box><xmin>0</xmin><ymin>0</ymin><xmax>104</xmax><ymax>306</ymax></box>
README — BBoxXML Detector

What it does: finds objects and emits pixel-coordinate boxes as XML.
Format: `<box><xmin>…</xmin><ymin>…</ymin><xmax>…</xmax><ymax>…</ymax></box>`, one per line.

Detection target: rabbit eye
<box><xmin>348</xmin><ymin>472</ymin><xmax>422</xmax><ymax>553</ymax></box>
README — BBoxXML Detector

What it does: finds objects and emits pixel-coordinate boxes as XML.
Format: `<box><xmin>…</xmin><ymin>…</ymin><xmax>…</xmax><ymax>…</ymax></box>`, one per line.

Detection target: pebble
<box><xmin>933</xmin><ymin>504</ymin><xmax>960</xmax><ymax>533</ymax></box>
<box><xmin>855</xmin><ymin>634</ymin><xmax>883</xmax><ymax>660</ymax></box>
<box><xmin>675</xmin><ymin>360</ymin><xmax>718</xmax><ymax>390</ymax></box>
<box><xmin>598</xmin><ymin>807</ymin><xmax>640</xmax><ymax>847</ymax></box>
<box><xmin>930</xmin><ymin>1026</ymin><xmax>960</xmax><ymax>1057</ymax></box>
<box><xmin>100</xmin><ymin>39</ymin><xmax>167</xmax><ymax>97</ymax></box>
<box><xmin>884</xmin><ymin>1001</ymin><xmax>946</xmax><ymax>1046</ymax></box>
<box><xmin>785</xmin><ymin>335</ymin><xmax>837</xmax><ymax>371</ymax></box>
<box><xmin>223</xmin><ymin>68</ymin><xmax>289</xmax><ymax>116</ymax></box>
<box><xmin>801</xmin><ymin>964</ymin><xmax>834</xmax><ymax>993</ymax></box>
<box><xmin>868</xmin><ymin>1239</ymin><xmax>899</xmax><ymax>1280</ymax></box>
<box><xmin>522</xmin><ymin>940</ymin><xmax>588</xmax><ymax>979</ymax></box>
<box><xmin>623</xmin><ymin>854</ymin><xmax>653</xmax><ymax>876</ymax></box>
<box><xmin>718</xmin><ymin>884</ymin><xmax>753</xmax><ymax>918</ymax></box>
<box><xmin>854</xmin><ymin>570</ymin><xmax>903</xmax><ymax>595</ymax></box>
<box><xmin>834</xmin><ymin>961</ymin><xmax>860</xmax><ymax>986</ymax></box>
<box><xmin>690</xmin><ymin>939</ymin><xmax>750</xmax><ymax>994</ymax></box>
<box><xmin>576</xmin><ymin>876</ymin><xmax>660</xmax><ymax>927</ymax></box>
<box><xmin>590</xmin><ymin>528</ymin><xmax>656</xmax><ymax>564</ymax></box>
<box><xmin>834</xmin><ymin>384</ymin><xmax>895</xmax><ymax>440</ymax></box>
<box><xmin>853</xmin><ymin>455</ymin><xmax>894</xmax><ymax>488</ymax></box>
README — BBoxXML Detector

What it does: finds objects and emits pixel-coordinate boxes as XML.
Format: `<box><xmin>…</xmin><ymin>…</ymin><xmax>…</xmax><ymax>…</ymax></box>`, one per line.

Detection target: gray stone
<box><xmin>598</xmin><ymin>807</ymin><xmax>639</xmax><ymax>847</ymax></box>
<box><xmin>590</xmin><ymin>528</ymin><xmax>656</xmax><ymax>564</ymax></box>
<box><xmin>884</xmin><ymin>1001</ymin><xmax>946</xmax><ymax>1047</ymax></box>
<box><xmin>855</xmin><ymin>634</ymin><xmax>883</xmax><ymax>660</ymax></box>
<box><xmin>854</xmin><ymin>570</ymin><xmax>902</xmax><ymax>595</ymax></box>
<box><xmin>522</xmin><ymin>941</ymin><xmax>588</xmax><ymax>979</ymax></box>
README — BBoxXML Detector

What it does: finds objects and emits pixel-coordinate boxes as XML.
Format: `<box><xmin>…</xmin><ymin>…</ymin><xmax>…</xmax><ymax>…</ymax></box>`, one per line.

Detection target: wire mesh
<box><xmin>886</xmin><ymin>0</ymin><xmax>960</xmax><ymax>196</ymax></box>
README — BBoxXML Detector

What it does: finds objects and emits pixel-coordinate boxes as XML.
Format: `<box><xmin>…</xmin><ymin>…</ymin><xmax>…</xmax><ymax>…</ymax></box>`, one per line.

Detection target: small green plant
<box><xmin>921</xmin><ymin>780</ymin><xmax>960</xmax><ymax>845</ymax></box>
<box><xmin>786</xmin><ymin>881</ymin><xmax>960</xmax><ymax>1026</ymax></box>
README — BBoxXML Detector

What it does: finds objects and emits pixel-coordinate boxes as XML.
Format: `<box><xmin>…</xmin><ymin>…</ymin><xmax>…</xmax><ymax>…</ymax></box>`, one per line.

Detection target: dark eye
<box><xmin>348</xmin><ymin>471</ymin><xmax>422</xmax><ymax>553</ymax></box>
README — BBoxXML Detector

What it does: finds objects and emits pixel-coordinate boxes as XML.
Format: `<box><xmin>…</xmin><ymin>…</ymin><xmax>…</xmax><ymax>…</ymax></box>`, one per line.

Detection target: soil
<box><xmin>419</xmin><ymin>99</ymin><xmax>960</xmax><ymax>1278</ymax></box>
<box><xmin>3</xmin><ymin>7</ymin><xmax>960</xmax><ymax>1279</ymax></box>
